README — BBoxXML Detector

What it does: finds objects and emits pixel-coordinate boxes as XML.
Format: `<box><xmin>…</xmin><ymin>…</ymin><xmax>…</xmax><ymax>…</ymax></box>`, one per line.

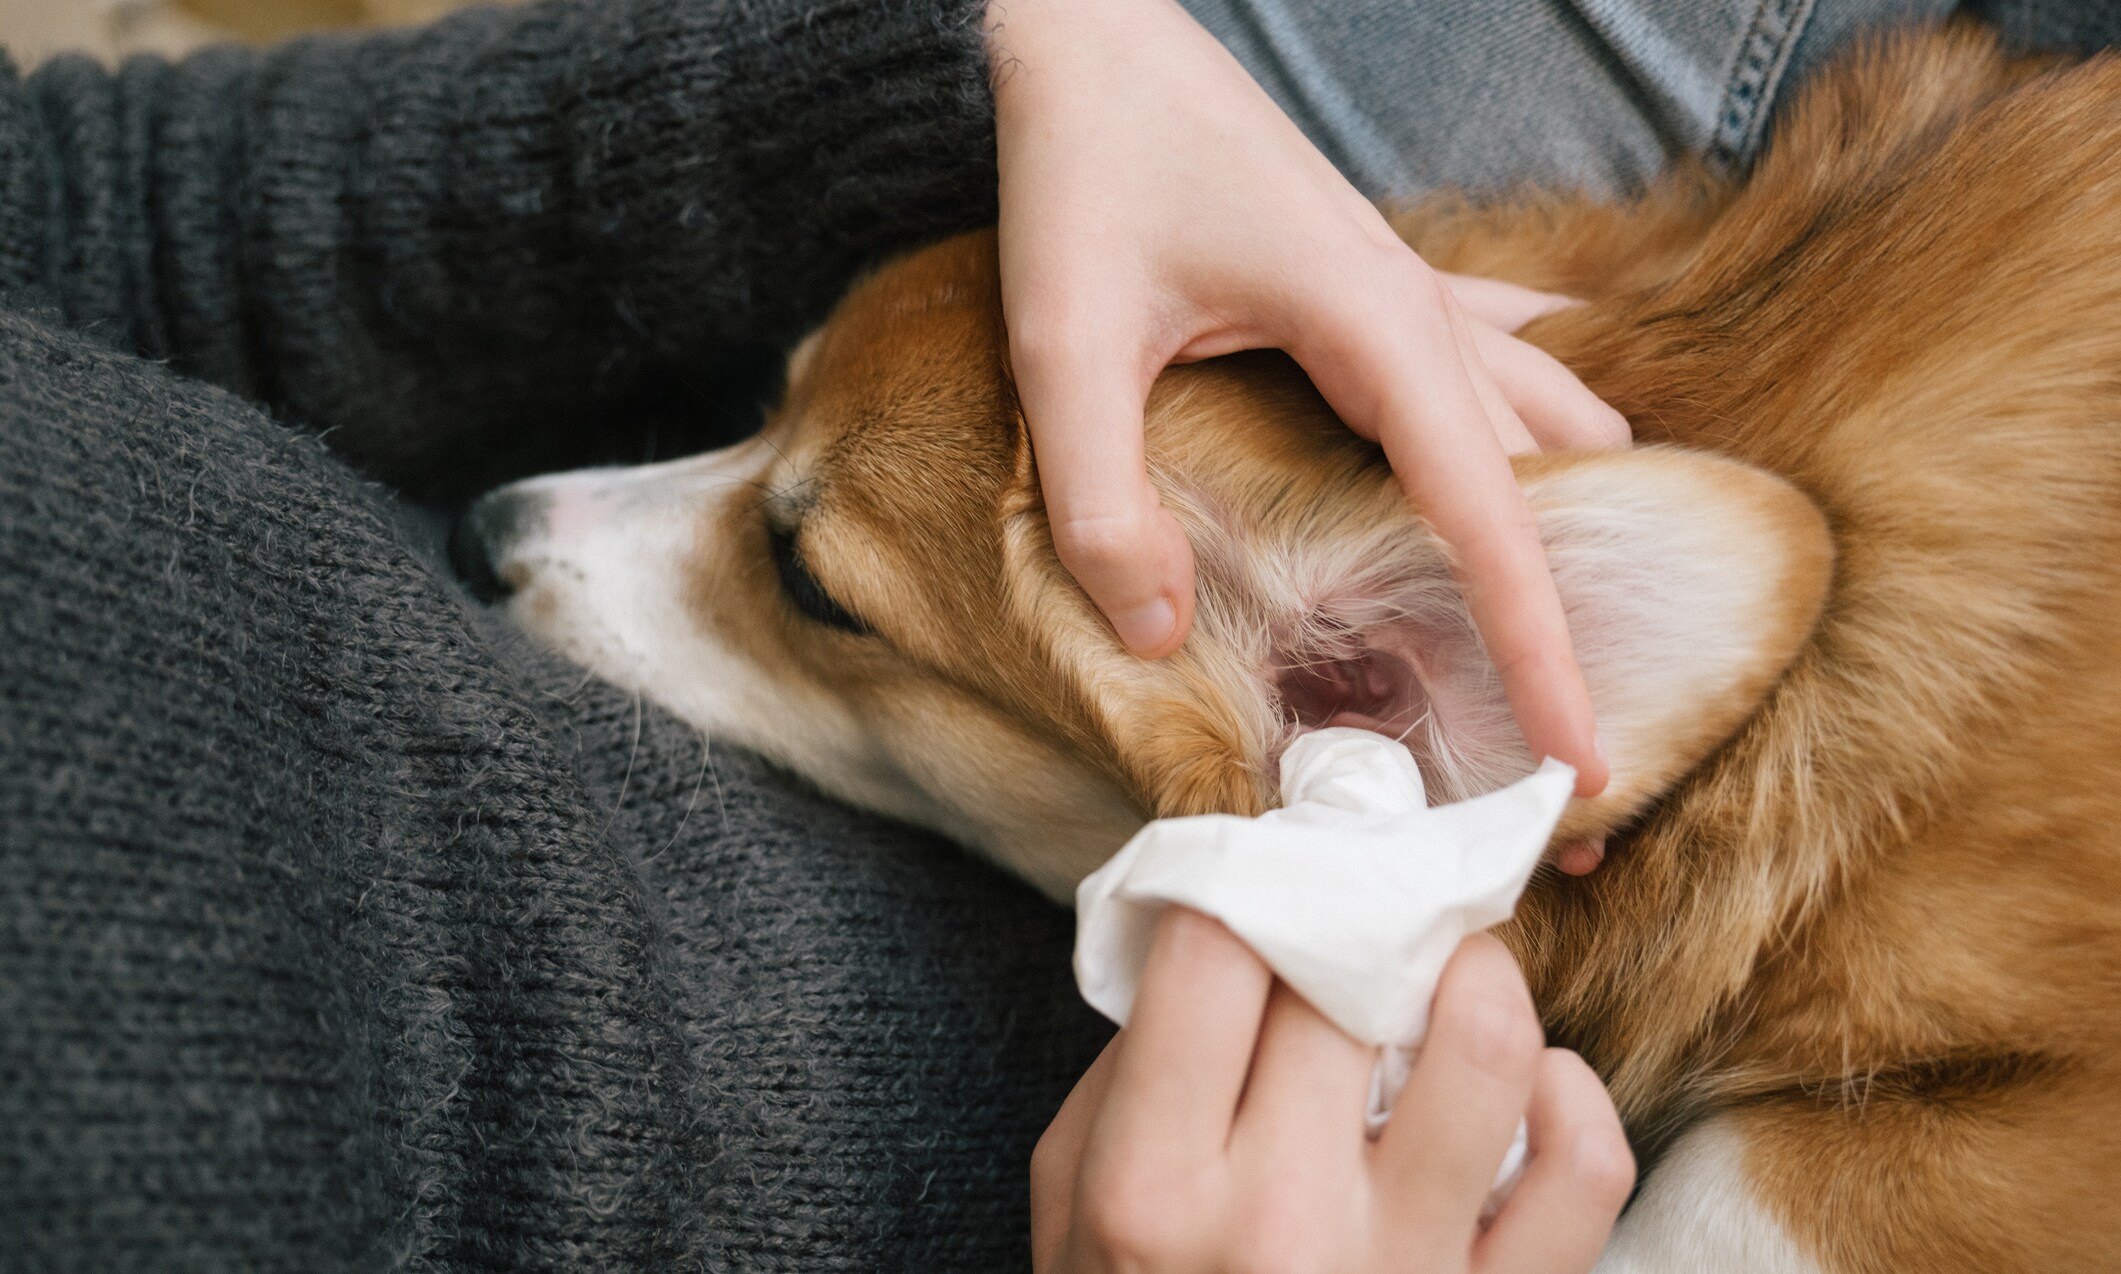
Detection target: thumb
<box><xmin>1011</xmin><ymin>328</ymin><xmax>1197</xmax><ymax>657</ymax></box>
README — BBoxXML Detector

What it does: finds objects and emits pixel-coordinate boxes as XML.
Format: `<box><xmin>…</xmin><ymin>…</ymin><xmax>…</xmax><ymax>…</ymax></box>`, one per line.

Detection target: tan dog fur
<box><xmin>1397</xmin><ymin>29</ymin><xmax>2121</xmax><ymax>1271</ymax></box>
<box><xmin>478</xmin><ymin>26</ymin><xmax>2121</xmax><ymax>1271</ymax></box>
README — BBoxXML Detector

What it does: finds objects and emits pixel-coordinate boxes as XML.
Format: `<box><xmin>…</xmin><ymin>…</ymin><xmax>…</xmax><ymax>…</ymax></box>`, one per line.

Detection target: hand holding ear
<box><xmin>1030</xmin><ymin>911</ymin><xmax>1636</xmax><ymax>1274</ymax></box>
<box><xmin>988</xmin><ymin>0</ymin><xmax>1628</xmax><ymax>798</ymax></box>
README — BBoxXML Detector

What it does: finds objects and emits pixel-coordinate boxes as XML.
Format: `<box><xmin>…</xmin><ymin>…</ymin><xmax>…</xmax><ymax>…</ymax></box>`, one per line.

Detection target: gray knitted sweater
<box><xmin>0</xmin><ymin>2</ymin><xmax>1112</xmax><ymax>1270</ymax></box>
<box><xmin>2</xmin><ymin>0</ymin><xmax>2111</xmax><ymax>1271</ymax></box>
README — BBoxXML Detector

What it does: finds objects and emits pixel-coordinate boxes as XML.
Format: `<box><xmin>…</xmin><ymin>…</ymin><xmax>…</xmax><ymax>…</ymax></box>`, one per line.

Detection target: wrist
<box><xmin>984</xmin><ymin>0</ymin><xmax>1189</xmax><ymax>109</ymax></box>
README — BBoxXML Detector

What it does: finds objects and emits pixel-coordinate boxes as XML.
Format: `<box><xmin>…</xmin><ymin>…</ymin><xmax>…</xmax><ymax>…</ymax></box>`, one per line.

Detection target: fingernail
<box><xmin>1112</xmin><ymin>597</ymin><xmax>1177</xmax><ymax>654</ymax></box>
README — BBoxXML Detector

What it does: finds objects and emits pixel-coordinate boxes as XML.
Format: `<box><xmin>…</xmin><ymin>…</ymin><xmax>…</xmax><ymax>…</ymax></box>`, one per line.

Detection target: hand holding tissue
<box><xmin>1073</xmin><ymin>727</ymin><xmax>1574</xmax><ymax>1199</ymax></box>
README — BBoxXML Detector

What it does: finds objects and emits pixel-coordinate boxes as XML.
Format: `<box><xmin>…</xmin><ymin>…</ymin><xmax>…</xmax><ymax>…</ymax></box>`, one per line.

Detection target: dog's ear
<box><xmin>1007</xmin><ymin>444</ymin><xmax>1828</xmax><ymax>835</ymax></box>
<box><xmin>996</xmin><ymin>455</ymin><xmax>1284</xmax><ymax>824</ymax></box>
<box><xmin>1200</xmin><ymin>447</ymin><xmax>1833</xmax><ymax>835</ymax></box>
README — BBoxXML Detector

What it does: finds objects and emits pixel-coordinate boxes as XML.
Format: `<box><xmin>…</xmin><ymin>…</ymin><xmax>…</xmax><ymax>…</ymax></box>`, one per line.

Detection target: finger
<box><xmin>1010</xmin><ymin>320</ymin><xmax>1197</xmax><ymax>657</ymax></box>
<box><xmin>1099</xmin><ymin>907</ymin><xmax>1273</xmax><ymax>1157</ymax></box>
<box><xmin>1436</xmin><ymin>271</ymin><xmax>1628</xmax><ymax>452</ymax></box>
<box><xmin>1230</xmin><ymin>981</ymin><xmax>1375</xmax><ymax>1164</ymax></box>
<box><xmin>1445</xmin><ymin>299</ymin><xmax>1539</xmax><ymax>457</ymax></box>
<box><xmin>1030</xmin><ymin>1037</ymin><xmax>1123</xmax><ymax>1270</ymax></box>
<box><xmin>1475</xmin><ymin>1049</ymin><xmax>1635</xmax><ymax>1274</ymax></box>
<box><xmin>1375</xmin><ymin>935</ymin><xmax>1544</xmax><ymax>1237</ymax></box>
<box><xmin>1465</xmin><ymin>323</ymin><xmax>1632</xmax><ymax>452</ymax></box>
<box><xmin>1555</xmin><ymin>836</ymin><xmax>1606</xmax><ymax>876</ymax></box>
<box><xmin>1438</xmin><ymin>272</ymin><xmax>1582</xmax><ymax>333</ymax></box>
<box><xmin>1291</xmin><ymin>274</ymin><xmax>1608</xmax><ymax>795</ymax></box>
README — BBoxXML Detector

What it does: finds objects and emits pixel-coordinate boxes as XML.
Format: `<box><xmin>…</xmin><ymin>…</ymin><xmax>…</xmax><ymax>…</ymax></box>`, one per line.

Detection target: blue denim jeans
<box><xmin>1178</xmin><ymin>0</ymin><xmax>1956</xmax><ymax>199</ymax></box>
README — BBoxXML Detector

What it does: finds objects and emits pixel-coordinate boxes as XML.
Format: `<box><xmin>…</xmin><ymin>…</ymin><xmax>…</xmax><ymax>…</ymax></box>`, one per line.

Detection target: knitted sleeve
<box><xmin>1960</xmin><ymin>0</ymin><xmax>2121</xmax><ymax>57</ymax></box>
<box><xmin>0</xmin><ymin>0</ymin><xmax>997</xmax><ymax>498</ymax></box>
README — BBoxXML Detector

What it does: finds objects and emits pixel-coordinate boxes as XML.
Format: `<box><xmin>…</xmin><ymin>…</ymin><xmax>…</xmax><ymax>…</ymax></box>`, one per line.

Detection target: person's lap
<box><xmin>0</xmin><ymin>302</ymin><xmax>1106</xmax><ymax>1268</ymax></box>
<box><xmin>0</xmin><ymin>2</ymin><xmax>1997</xmax><ymax>1266</ymax></box>
<box><xmin>1179</xmin><ymin>0</ymin><xmax>1955</xmax><ymax>199</ymax></box>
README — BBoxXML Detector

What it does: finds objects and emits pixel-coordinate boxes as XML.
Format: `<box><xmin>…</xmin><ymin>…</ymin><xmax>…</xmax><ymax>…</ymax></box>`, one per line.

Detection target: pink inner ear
<box><xmin>1274</xmin><ymin>642</ymin><xmax>1431</xmax><ymax>737</ymax></box>
<box><xmin>1269</xmin><ymin>607</ymin><xmax>1529</xmax><ymax>805</ymax></box>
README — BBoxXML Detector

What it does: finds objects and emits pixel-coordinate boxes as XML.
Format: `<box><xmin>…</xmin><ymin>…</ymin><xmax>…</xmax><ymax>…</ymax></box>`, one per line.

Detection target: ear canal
<box><xmin>1276</xmin><ymin>640</ymin><xmax>1426</xmax><ymax>735</ymax></box>
<box><xmin>1270</xmin><ymin>582</ymin><xmax>1530</xmax><ymax>807</ymax></box>
<box><xmin>1262</xmin><ymin>447</ymin><xmax>1832</xmax><ymax>832</ymax></box>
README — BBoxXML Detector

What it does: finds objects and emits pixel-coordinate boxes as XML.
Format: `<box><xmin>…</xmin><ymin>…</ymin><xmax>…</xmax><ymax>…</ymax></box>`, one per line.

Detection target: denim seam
<box><xmin>1708</xmin><ymin>0</ymin><xmax>1816</xmax><ymax>174</ymax></box>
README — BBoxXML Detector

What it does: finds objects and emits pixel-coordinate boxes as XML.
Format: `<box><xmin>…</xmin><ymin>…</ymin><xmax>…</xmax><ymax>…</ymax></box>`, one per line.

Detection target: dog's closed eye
<box><xmin>767</xmin><ymin>522</ymin><xmax>870</xmax><ymax>636</ymax></box>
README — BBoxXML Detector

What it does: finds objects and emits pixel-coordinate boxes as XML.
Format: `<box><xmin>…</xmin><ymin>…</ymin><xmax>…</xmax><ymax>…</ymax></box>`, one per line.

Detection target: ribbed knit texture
<box><xmin>8</xmin><ymin>0</ymin><xmax>2114</xmax><ymax>1268</ymax></box>
<box><xmin>2</xmin><ymin>0</ymin><xmax>1005</xmax><ymax>500</ymax></box>
<box><xmin>0</xmin><ymin>305</ymin><xmax>1110</xmax><ymax>1269</ymax></box>
<box><xmin>1963</xmin><ymin>0</ymin><xmax>2121</xmax><ymax>55</ymax></box>
<box><xmin>0</xmin><ymin>2</ymin><xmax>1112</xmax><ymax>1270</ymax></box>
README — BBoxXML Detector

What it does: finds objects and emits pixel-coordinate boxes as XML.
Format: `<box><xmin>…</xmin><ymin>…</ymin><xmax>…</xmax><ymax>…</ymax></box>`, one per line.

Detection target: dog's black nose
<box><xmin>450</xmin><ymin>489</ymin><xmax>540</xmax><ymax>604</ymax></box>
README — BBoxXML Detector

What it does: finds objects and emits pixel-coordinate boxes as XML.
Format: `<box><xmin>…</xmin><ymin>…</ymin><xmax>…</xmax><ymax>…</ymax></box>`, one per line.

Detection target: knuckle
<box><xmin>1230</xmin><ymin>1245</ymin><xmax>1321</xmax><ymax>1274</ymax></box>
<box><xmin>1227</xmin><ymin>1201</ymin><xmax>1331</xmax><ymax>1274</ymax></box>
<box><xmin>1051</xmin><ymin>513</ymin><xmax>1148</xmax><ymax>576</ymax></box>
<box><xmin>1160</xmin><ymin>906</ymin><xmax>1234</xmax><ymax>958</ymax></box>
<box><xmin>1574</xmin><ymin>1131</ymin><xmax>1639</xmax><ymax>1210</ymax></box>
<box><xmin>1581</xmin><ymin>404</ymin><xmax>1632</xmax><ymax>449</ymax></box>
<box><xmin>1078</xmin><ymin>1165</ymin><xmax>1186</xmax><ymax>1261</ymax></box>
<box><xmin>1008</xmin><ymin>305</ymin><xmax>1105</xmax><ymax>374</ymax></box>
<box><xmin>1028</xmin><ymin>1125</ymin><xmax>1070</xmax><ymax>1193</ymax></box>
<box><xmin>1598</xmin><ymin>406</ymin><xmax>1634</xmax><ymax>446</ymax></box>
<box><xmin>1461</xmin><ymin>991</ymin><xmax>1543</xmax><ymax>1078</ymax></box>
<box><xmin>1450</xmin><ymin>931</ymin><xmax>1529</xmax><ymax>992</ymax></box>
<box><xmin>1485</xmin><ymin>632</ymin><xmax>1573</xmax><ymax>690</ymax></box>
<box><xmin>1541</xmin><ymin>1051</ymin><xmax>1637</xmax><ymax>1207</ymax></box>
<box><xmin>1372</xmin><ymin>246</ymin><xmax>1450</xmax><ymax>310</ymax></box>
<box><xmin>1353</xmin><ymin>204</ymin><xmax>1415</xmax><ymax>256</ymax></box>
<box><xmin>1441</xmin><ymin>940</ymin><xmax>1542</xmax><ymax>1077</ymax></box>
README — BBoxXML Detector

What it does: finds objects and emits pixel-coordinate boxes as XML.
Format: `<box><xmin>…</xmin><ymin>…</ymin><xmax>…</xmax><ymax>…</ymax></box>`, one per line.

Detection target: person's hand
<box><xmin>986</xmin><ymin>0</ymin><xmax>1628</xmax><ymax>799</ymax></box>
<box><xmin>1031</xmin><ymin>910</ymin><xmax>1634</xmax><ymax>1273</ymax></box>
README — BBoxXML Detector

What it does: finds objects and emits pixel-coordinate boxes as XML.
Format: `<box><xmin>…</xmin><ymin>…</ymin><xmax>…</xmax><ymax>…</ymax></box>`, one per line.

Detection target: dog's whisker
<box><xmin>644</xmin><ymin>729</ymin><xmax>716</xmax><ymax>864</ymax></box>
<box><xmin>596</xmin><ymin>691</ymin><xmax>646</xmax><ymax>848</ymax></box>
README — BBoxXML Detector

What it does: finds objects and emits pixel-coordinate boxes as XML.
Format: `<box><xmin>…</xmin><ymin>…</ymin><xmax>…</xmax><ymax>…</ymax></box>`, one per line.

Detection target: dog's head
<box><xmin>458</xmin><ymin>230</ymin><xmax>1833</xmax><ymax>899</ymax></box>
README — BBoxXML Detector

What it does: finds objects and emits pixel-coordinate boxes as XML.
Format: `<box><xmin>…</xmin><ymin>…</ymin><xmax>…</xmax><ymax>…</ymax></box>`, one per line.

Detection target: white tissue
<box><xmin>1073</xmin><ymin>728</ymin><xmax>1574</xmax><ymax>1200</ymax></box>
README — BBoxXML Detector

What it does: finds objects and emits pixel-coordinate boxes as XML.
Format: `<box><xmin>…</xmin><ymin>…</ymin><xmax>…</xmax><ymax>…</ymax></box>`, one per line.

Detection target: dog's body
<box><xmin>460</xmin><ymin>28</ymin><xmax>2121</xmax><ymax>1271</ymax></box>
<box><xmin>1397</xmin><ymin>32</ymin><xmax>2121</xmax><ymax>1271</ymax></box>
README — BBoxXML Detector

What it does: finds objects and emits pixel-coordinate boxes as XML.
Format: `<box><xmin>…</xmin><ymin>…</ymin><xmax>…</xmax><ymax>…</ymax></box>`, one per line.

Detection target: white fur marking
<box><xmin>1594</xmin><ymin>1121</ymin><xmax>1823</xmax><ymax>1274</ymax></box>
<box><xmin>484</xmin><ymin>444</ymin><xmax>1146</xmax><ymax>898</ymax></box>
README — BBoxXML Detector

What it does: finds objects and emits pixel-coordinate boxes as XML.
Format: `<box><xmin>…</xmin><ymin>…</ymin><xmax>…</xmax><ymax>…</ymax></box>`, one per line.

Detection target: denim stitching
<box><xmin>1708</xmin><ymin>0</ymin><xmax>1816</xmax><ymax>175</ymax></box>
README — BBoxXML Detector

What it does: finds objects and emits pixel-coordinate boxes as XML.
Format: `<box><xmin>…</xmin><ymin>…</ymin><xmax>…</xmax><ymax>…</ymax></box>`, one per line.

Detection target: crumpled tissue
<box><xmin>1074</xmin><ymin>727</ymin><xmax>1573</xmax><ymax>1199</ymax></box>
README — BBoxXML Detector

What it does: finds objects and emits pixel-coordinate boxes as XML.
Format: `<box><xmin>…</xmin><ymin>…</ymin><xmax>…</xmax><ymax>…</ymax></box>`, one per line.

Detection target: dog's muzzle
<box><xmin>450</xmin><ymin>488</ymin><xmax>547</xmax><ymax>603</ymax></box>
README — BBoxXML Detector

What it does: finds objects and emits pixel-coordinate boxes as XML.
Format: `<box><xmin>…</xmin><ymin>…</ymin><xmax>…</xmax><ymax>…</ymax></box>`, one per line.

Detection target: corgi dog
<box><xmin>453</xmin><ymin>26</ymin><xmax>2121</xmax><ymax>1272</ymax></box>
